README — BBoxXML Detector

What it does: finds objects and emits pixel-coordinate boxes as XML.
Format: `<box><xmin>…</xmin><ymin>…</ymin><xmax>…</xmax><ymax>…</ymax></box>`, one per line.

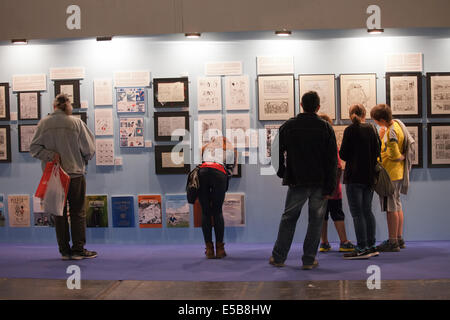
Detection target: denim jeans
<box><xmin>54</xmin><ymin>176</ymin><xmax>87</xmax><ymax>255</ymax></box>
<box><xmin>198</xmin><ymin>167</ymin><xmax>228</xmax><ymax>243</ymax></box>
<box><xmin>272</xmin><ymin>186</ymin><xmax>327</xmax><ymax>265</ymax></box>
<box><xmin>345</xmin><ymin>184</ymin><xmax>376</xmax><ymax>249</ymax></box>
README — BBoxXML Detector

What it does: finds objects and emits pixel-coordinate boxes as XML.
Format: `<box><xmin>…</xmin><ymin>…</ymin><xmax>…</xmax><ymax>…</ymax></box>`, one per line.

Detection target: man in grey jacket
<box><xmin>30</xmin><ymin>94</ymin><xmax>96</xmax><ymax>260</ymax></box>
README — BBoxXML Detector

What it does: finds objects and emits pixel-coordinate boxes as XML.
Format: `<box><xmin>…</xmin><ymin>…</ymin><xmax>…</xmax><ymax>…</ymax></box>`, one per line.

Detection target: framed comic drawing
<box><xmin>54</xmin><ymin>80</ymin><xmax>81</xmax><ymax>108</ymax></box>
<box><xmin>116</xmin><ymin>87</ymin><xmax>145</xmax><ymax>113</ymax></box>
<box><xmin>71</xmin><ymin>111</ymin><xmax>87</xmax><ymax>124</ymax></box>
<box><xmin>404</xmin><ymin>123</ymin><xmax>423</xmax><ymax>168</ymax></box>
<box><xmin>257</xmin><ymin>75</ymin><xmax>295</xmax><ymax>121</ymax></box>
<box><xmin>426</xmin><ymin>72</ymin><xmax>450</xmax><ymax>118</ymax></box>
<box><xmin>427</xmin><ymin>123</ymin><xmax>450</xmax><ymax>168</ymax></box>
<box><xmin>339</xmin><ymin>74</ymin><xmax>377</xmax><ymax>120</ymax></box>
<box><xmin>18</xmin><ymin>124</ymin><xmax>38</xmax><ymax>153</ymax></box>
<box><xmin>119</xmin><ymin>117</ymin><xmax>144</xmax><ymax>147</ymax></box>
<box><xmin>0</xmin><ymin>83</ymin><xmax>10</xmax><ymax>121</ymax></box>
<box><xmin>17</xmin><ymin>91</ymin><xmax>41</xmax><ymax>120</ymax></box>
<box><xmin>155</xmin><ymin>145</ymin><xmax>190</xmax><ymax>174</ymax></box>
<box><xmin>299</xmin><ymin>74</ymin><xmax>336</xmax><ymax>120</ymax></box>
<box><xmin>154</xmin><ymin>111</ymin><xmax>190</xmax><ymax>142</ymax></box>
<box><xmin>386</xmin><ymin>72</ymin><xmax>422</xmax><ymax>118</ymax></box>
<box><xmin>0</xmin><ymin>125</ymin><xmax>12</xmax><ymax>162</ymax></box>
<box><xmin>153</xmin><ymin>77</ymin><xmax>189</xmax><ymax>108</ymax></box>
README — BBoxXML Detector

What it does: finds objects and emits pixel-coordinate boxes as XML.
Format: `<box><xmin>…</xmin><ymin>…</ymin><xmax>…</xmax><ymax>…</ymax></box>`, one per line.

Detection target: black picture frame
<box><xmin>386</xmin><ymin>72</ymin><xmax>422</xmax><ymax>118</ymax></box>
<box><xmin>154</xmin><ymin>111</ymin><xmax>190</xmax><ymax>142</ymax></box>
<box><xmin>404</xmin><ymin>123</ymin><xmax>423</xmax><ymax>168</ymax></box>
<box><xmin>232</xmin><ymin>164</ymin><xmax>242</xmax><ymax>177</ymax></box>
<box><xmin>54</xmin><ymin>79</ymin><xmax>81</xmax><ymax>109</ymax></box>
<box><xmin>426</xmin><ymin>72</ymin><xmax>450</xmax><ymax>118</ymax></box>
<box><xmin>71</xmin><ymin>111</ymin><xmax>87</xmax><ymax>124</ymax></box>
<box><xmin>18</xmin><ymin>124</ymin><xmax>38</xmax><ymax>153</ymax></box>
<box><xmin>155</xmin><ymin>145</ymin><xmax>190</xmax><ymax>174</ymax></box>
<box><xmin>153</xmin><ymin>77</ymin><xmax>189</xmax><ymax>108</ymax></box>
<box><xmin>17</xmin><ymin>91</ymin><xmax>41</xmax><ymax>120</ymax></box>
<box><xmin>0</xmin><ymin>125</ymin><xmax>12</xmax><ymax>162</ymax></box>
<box><xmin>0</xmin><ymin>83</ymin><xmax>10</xmax><ymax>121</ymax></box>
<box><xmin>427</xmin><ymin>123</ymin><xmax>450</xmax><ymax>168</ymax></box>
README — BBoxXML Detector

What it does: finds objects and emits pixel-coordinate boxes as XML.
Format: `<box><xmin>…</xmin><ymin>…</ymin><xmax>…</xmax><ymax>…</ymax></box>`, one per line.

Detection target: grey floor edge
<box><xmin>0</xmin><ymin>278</ymin><xmax>449</xmax><ymax>300</ymax></box>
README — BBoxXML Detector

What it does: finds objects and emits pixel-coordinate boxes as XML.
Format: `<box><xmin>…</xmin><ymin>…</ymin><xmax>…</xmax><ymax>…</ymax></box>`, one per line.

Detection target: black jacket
<box><xmin>339</xmin><ymin>122</ymin><xmax>381</xmax><ymax>185</ymax></box>
<box><xmin>274</xmin><ymin>113</ymin><xmax>337</xmax><ymax>195</ymax></box>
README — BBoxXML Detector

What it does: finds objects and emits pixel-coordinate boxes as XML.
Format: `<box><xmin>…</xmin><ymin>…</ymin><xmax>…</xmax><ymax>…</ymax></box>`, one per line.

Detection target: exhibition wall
<box><xmin>0</xmin><ymin>28</ymin><xmax>449</xmax><ymax>244</ymax></box>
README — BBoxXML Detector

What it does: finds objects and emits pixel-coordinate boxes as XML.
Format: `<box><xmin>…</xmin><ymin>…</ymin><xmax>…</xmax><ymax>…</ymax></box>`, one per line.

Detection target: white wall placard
<box><xmin>12</xmin><ymin>74</ymin><xmax>47</xmax><ymax>92</ymax></box>
<box><xmin>114</xmin><ymin>71</ymin><xmax>150</xmax><ymax>87</ymax></box>
<box><xmin>385</xmin><ymin>53</ymin><xmax>423</xmax><ymax>72</ymax></box>
<box><xmin>50</xmin><ymin>67</ymin><xmax>85</xmax><ymax>80</ymax></box>
<box><xmin>205</xmin><ymin>61</ymin><xmax>242</xmax><ymax>76</ymax></box>
<box><xmin>94</xmin><ymin>79</ymin><xmax>113</xmax><ymax>106</ymax></box>
<box><xmin>257</xmin><ymin>56</ymin><xmax>294</xmax><ymax>75</ymax></box>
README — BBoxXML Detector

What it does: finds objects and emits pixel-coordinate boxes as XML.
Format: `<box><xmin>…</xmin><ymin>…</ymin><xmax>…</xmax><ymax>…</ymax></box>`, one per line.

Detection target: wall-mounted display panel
<box><xmin>226</xmin><ymin>113</ymin><xmax>251</xmax><ymax>148</ymax></box>
<box><xmin>386</xmin><ymin>72</ymin><xmax>422</xmax><ymax>118</ymax></box>
<box><xmin>111</xmin><ymin>196</ymin><xmax>135</xmax><ymax>228</ymax></box>
<box><xmin>116</xmin><ymin>87</ymin><xmax>145</xmax><ymax>113</ymax></box>
<box><xmin>155</xmin><ymin>145</ymin><xmax>190</xmax><ymax>174</ymax></box>
<box><xmin>339</xmin><ymin>73</ymin><xmax>376</xmax><ymax>120</ymax></box>
<box><xmin>427</xmin><ymin>123</ymin><xmax>450</xmax><ymax>168</ymax></box>
<box><xmin>54</xmin><ymin>80</ymin><xmax>81</xmax><ymax>109</ymax></box>
<box><xmin>153</xmin><ymin>77</ymin><xmax>189</xmax><ymax>108</ymax></box>
<box><xmin>85</xmin><ymin>195</ymin><xmax>108</xmax><ymax>228</ymax></box>
<box><xmin>8</xmin><ymin>195</ymin><xmax>30</xmax><ymax>227</ymax></box>
<box><xmin>257</xmin><ymin>75</ymin><xmax>295</xmax><ymax>121</ymax></box>
<box><xmin>0</xmin><ymin>125</ymin><xmax>11</xmax><ymax>162</ymax></box>
<box><xmin>17</xmin><ymin>92</ymin><xmax>41</xmax><ymax>120</ymax></box>
<box><xmin>119</xmin><ymin>117</ymin><xmax>144</xmax><ymax>147</ymax></box>
<box><xmin>138</xmin><ymin>195</ymin><xmax>162</xmax><ymax>228</ymax></box>
<box><xmin>0</xmin><ymin>83</ymin><xmax>10</xmax><ymax>121</ymax></box>
<box><xmin>18</xmin><ymin>124</ymin><xmax>38</xmax><ymax>153</ymax></box>
<box><xmin>405</xmin><ymin>123</ymin><xmax>423</xmax><ymax>168</ymax></box>
<box><xmin>299</xmin><ymin>74</ymin><xmax>336</xmax><ymax>120</ymax></box>
<box><xmin>197</xmin><ymin>76</ymin><xmax>222</xmax><ymax>111</ymax></box>
<box><xmin>165</xmin><ymin>194</ymin><xmax>190</xmax><ymax>228</ymax></box>
<box><xmin>154</xmin><ymin>111</ymin><xmax>189</xmax><ymax>142</ymax></box>
<box><xmin>225</xmin><ymin>75</ymin><xmax>250</xmax><ymax>111</ymax></box>
<box><xmin>426</xmin><ymin>72</ymin><xmax>450</xmax><ymax>118</ymax></box>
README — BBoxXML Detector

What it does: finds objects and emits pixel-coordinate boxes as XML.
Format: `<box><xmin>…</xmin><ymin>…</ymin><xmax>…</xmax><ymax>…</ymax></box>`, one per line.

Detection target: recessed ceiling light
<box><xmin>275</xmin><ymin>30</ymin><xmax>292</xmax><ymax>37</ymax></box>
<box><xmin>96</xmin><ymin>36</ymin><xmax>113</xmax><ymax>41</ymax></box>
<box><xmin>11</xmin><ymin>39</ymin><xmax>28</xmax><ymax>45</ymax></box>
<box><xmin>367</xmin><ymin>28</ymin><xmax>384</xmax><ymax>34</ymax></box>
<box><xmin>185</xmin><ymin>32</ymin><xmax>201</xmax><ymax>39</ymax></box>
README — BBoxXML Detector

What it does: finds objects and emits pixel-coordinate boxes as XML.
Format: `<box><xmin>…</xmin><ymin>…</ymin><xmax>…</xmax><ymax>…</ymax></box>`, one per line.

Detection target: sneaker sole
<box><xmin>339</xmin><ymin>248</ymin><xmax>355</xmax><ymax>252</ymax></box>
<box><xmin>343</xmin><ymin>255</ymin><xmax>371</xmax><ymax>260</ymax></box>
<box><xmin>319</xmin><ymin>248</ymin><xmax>331</xmax><ymax>252</ymax></box>
<box><xmin>72</xmin><ymin>254</ymin><xmax>98</xmax><ymax>260</ymax></box>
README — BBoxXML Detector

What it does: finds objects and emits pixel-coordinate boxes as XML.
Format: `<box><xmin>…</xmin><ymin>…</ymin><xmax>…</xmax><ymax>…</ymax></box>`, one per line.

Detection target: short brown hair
<box><xmin>370</xmin><ymin>104</ymin><xmax>392</xmax><ymax>122</ymax></box>
<box><xmin>318</xmin><ymin>113</ymin><xmax>332</xmax><ymax>124</ymax></box>
<box><xmin>349</xmin><ymin>104</ymin><xmax>366</xmax><ymax>124</ymax></box>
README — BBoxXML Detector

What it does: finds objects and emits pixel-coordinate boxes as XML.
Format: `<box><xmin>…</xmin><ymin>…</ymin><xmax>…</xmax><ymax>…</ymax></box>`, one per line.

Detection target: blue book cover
<box><xmin>112</xmin><ymin>196</ymin><xmax>135</xmax><ymax>227</ymax></box>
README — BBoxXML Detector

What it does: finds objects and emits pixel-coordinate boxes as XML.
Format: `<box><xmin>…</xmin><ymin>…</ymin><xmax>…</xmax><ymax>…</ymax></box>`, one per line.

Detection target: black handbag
<box><xmin>186</xmin><ymin>166</ymin><xmax>200</xmax><ymax>204</ymax></box>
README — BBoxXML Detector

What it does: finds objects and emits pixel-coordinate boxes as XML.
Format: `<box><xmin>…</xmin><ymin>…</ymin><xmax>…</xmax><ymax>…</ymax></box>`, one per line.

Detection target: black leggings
<box><xmin>198</xmin><ymin>167</ymin><xmax>228</xmax><ymax>243</ymax></box>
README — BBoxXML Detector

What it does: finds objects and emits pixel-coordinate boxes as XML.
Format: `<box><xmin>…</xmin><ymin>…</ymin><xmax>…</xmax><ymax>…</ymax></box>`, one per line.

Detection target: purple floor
<box><xmin>0</xmin><ymin>241</ymin><xmax>449</xmax><ymax>282</ymax></box>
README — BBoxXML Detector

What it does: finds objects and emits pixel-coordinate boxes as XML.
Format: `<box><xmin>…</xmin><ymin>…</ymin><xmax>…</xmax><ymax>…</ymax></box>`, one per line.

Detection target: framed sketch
<box><xmin>222</xmin><ymin>193</ymin><xmax>245</xmax><ymax>227</ymax></box>
<box><xmin>119</xmin><ymin>117</ymin><xmax>144</xmax><ymax>147</ymax></box>
<box><xmin>71</xmin><ymin>111</ymin><xmax>87</xmax><ymax>124</ymax></box>
<box><xmin>54</xmin><ymin>80</ymin><xmax>81</xmax><ymax>108</ymax></box>
<box><xmin>427</xmin><ymin>123</ymin><xmax>450</xmax><ymax>168</ymax></box>
<box><xmin>155</xmin><ymin>145</ymin><xmax>190</xmax><ymax>174</ymax></box>
<box><xmin>116</xmin><ymin>87</ymin><xmax>145</xmax><ymax>113</ymax></box>
<box><xmin>197</xmin><ymin>76</ymin><xmax>222</xmax><ymax>111</ymax></box>
<box><xmin>404</xmin><ymin>123</ymin><xmax>423</xmax><ymax>168</ymax></box>
<box><xmin>153</xmin><ymin>77</ymin><xmax>189</xmax><ymax>108</ymax></box>
<box><xmin>226</xmin><ymin>113</ymin><xmax>251</xmax><ymax>148</ymax></box>
<box><xmin>426</xmin><ymin>72</ymin><xmax>450</xmax><ymax>118</ymax></box>
<box><xmin>197</xmin><ymin>113</ymin><xmax>223</xmax><ymax>144</ymax></box>
<box><xmin>225</xmin><ymin>75</ymin><xmax>250</xmax><ymax>111</ymax></box>
<box><xmin>339</xmin><ymin>73</ymin><xmax>377</xmax><ymax>120</ymax></box>
<box><xmin>154</xmin><ymin>111</ymin><xmax>189</xmax><ymax>142</ymax></box>
<box><xmin>386</xmin><ymin>72</ymin><xmax>422</xmax><ymax>118</ymax></box>
<box><xmin>0</xmin><ymin>125</ymin><xmax>11</xmax><ymax>162</ymax></box>
<box><xmin>299</xmin><ymin>74</ymin><xmax>336</xmax><ymax>120</ymax></box>
<box><xmin>17</xmin><ymin>91</ymin><xmax>41</xmax><ymax>120</ymax></box>
<box><xmin>18</xmin><ymin>124</ymin><xmax>38</xmax><ymax>153</ymax></box>
<box><xmin>257</xmin><ymin>75</ymin><xmax>295</xmax><ymax>121</ymax></box>
<box><xmin>0</xmin><ymin>83</ymin><xmax>10</xmax><ymax>121</ymax></box>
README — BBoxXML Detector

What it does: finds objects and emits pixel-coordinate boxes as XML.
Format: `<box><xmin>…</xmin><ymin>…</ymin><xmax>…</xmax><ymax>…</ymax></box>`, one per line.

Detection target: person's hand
<box><xmin>53</xmin><ymin>153</ymin><xmax>61</xmax><ymax>164</ymax></box>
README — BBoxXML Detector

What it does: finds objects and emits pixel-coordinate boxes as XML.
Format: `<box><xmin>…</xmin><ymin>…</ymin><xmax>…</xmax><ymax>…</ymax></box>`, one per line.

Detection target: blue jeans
<box><xmin>345</xmin><ymin>184</ymin><xmax>376</xmax><ymax>249</ymax></box>
<box><xmin>272</xmin><ymin>186</ymin><xmax>327</xmax><ymax>265</ymax></box>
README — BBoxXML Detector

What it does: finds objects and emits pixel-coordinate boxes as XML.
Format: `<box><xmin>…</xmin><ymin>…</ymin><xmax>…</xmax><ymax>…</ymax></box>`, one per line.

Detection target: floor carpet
<box><xmin>0</xmin><ymin>241</ymin><xmax>449</xmax><ymax>282</ymax></box>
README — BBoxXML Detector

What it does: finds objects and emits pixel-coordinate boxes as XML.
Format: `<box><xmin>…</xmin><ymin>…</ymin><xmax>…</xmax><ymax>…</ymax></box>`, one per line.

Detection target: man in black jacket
<box><xmin>269</xmin><ymin>91</ymin><xmax>337</xmax><ymax>270</ymax></box>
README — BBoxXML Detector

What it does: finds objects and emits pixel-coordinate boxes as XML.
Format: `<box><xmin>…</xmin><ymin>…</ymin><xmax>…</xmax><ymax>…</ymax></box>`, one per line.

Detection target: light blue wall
<box><xmin>1</xmin><ymin>29</ymin><xmax>449</xmax><ymax>244</ymax></box>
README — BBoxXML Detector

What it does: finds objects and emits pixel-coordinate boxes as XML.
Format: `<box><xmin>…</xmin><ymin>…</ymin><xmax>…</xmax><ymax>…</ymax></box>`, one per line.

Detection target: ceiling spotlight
<box><xmin>96</xmin><ymin>36</ymin><xmax>113</xmax><ymax>41</ymax></box>
<box><xmin>367</xmin><ymin>28</ymin><xmax>384</xmax><ymax>34</ymax></box>
<box><xmin>11</xmin><ymin>39</ymin><xmax>28</xmax><ymax>45</ymax></box>
<box><xmin>275</xmin><ymin>29</ymin><xmax>292</xmax><ymax>37</ymax></box>
<box><xmin>185</xmin><ymin>32</ymin><xmax>201</xmax><ymax>39</ymax></box>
